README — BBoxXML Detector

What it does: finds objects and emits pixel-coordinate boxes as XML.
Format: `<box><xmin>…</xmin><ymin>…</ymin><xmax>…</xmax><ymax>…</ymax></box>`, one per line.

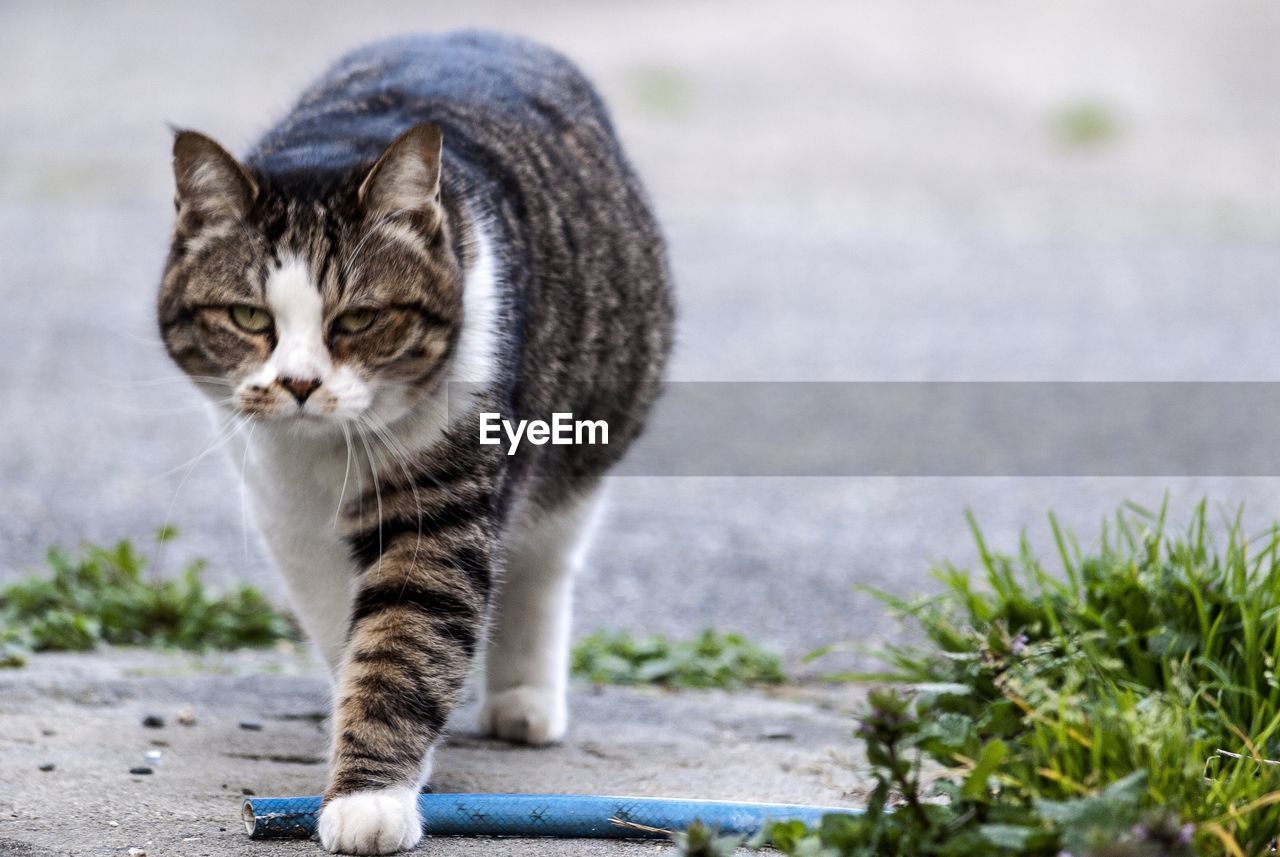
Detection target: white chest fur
<box><xmin>232</xmin><ymin>429</ymin><xmax>366</xmax><ymax>674</ymax></box>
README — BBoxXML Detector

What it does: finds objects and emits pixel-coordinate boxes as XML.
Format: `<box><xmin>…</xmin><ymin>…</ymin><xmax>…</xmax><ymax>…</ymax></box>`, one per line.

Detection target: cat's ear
<box><xmin>172</xmin><ymin>130</ymin><xmax>257</xmax><ymax>229</ymax></box>
<box><xmin>358</xmin><ymin>124</ymin><xmax>443</xmax><ymax>222</ymax></box>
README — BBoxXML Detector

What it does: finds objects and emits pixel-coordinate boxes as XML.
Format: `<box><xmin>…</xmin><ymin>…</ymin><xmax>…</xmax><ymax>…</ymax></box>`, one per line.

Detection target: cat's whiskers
<box><xmin>239</xmin><ymin>420</ymin><xmax>258</xmax><ymax>564</ymax></box>
<box><xmin>154</xmin><ymin>410</ymin><xmax>248</xmax><ymax>480</ymax></box>
<box><xmin>101</xmin><ymin>373</ymin><xmax>234</xmax><ymax>389</ymax></box>
<box><xmin>359</xmin><ymin>414</ymin><xmax>428</xmax><ymax>582</ymax></box>
<box><xmin>154</xmin><ymin>411</ymin><xmax>251</xmax><ymax>576</ymax></box>
<box><xmin>110</xmin><ymin>396</ymin><xmax>238</xmax><ymax>417</ymax></box>
<box><xmin>361</xmin><ymin>411</ymin><xmax>439</xmax><ymax>493</ymax></box>
<box><xmin>103</xmin><ymin>372</ymin><xmax>236</xmax><ymax>415</ymax></box>
<box><xmin>335</xmin><ymin>421</ymin><xmax>355</xmax><ymax>528</ymax></box>
<box><xmin>363</xmin><ymin>407</ymin><xmax>453</xmax><ymax>497</ymax></box>
<box><xmin>352</xmin><ymin>425</ymin><xmax>386</xmax><ymax>574</ymax></box>
<box><xmin>95</xmin><ymin>320</ymin><xmax>170</xmax><ymax>349</ymax></box>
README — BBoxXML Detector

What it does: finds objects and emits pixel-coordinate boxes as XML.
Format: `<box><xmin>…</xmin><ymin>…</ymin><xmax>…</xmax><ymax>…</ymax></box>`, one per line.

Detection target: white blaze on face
<box><xmin>236</xmin><ymin>255</ymin><xmax>372</xmax><ymax>421</ymax></box>
<box><xmin>266</xmin><ymin>256</ymin><xmax>330</xmax><ymax>382</ymax></box>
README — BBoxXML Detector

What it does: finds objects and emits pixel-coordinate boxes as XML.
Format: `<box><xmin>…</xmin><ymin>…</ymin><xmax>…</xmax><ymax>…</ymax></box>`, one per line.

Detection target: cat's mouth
<box><xmin>233</xmin><ymin>402</ymin><xmax>342</xmax><ymax>426</ymax></box>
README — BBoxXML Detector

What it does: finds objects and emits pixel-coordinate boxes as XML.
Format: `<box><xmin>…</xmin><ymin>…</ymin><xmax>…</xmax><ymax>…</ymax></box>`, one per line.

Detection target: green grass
<box><xmin>678</xmin><ymin>501</ymin><xmax>1280</xmax><ymax>856</ymax></box>
<box><xmin>1052</xmin><ymin>101</ymin><xmax>1121</xmax><ymax>149</ymax></box>
<box><xmin>624</xmin><ymin>65</ymin><xmax>695</xmax><ymax>119</ymax></box>
<box><xmin>0</xmin><ymin>527</ymin><xmax>297</xmax><ymax>666</ymax></box>
<box><xmin>571</xmin><ymin>629</ymin><xmax>786</xmax><ymax>689</ymax></box>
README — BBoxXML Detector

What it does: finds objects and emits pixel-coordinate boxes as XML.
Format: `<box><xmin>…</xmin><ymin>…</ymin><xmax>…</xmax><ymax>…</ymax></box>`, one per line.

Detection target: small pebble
<box><xmin>108</xmin><ymin>821</ymin><xmax>119</xmax><ymax>828</ymax></box>
<box><xmin>141</xmin><ymin>715</ymin><xmax>165</xmax><ymax>729</ymax></box>
<box><xmin>238</xmin><ymin>720</ymin><xmax>263</xmax><ymax>731</ymax></box>
<box><xmin>128</xmin><ymin>849</ymin><xmax>147</xmax><ymax>857</ymax></box>
<box><xmin>40</xmin><ymin>728</ymin><xmax>55</xmax><ymax>737</ymax></box>
<box><xmin>241</xmin><ymin>787</ymin><xmax>255</xmax><ymax>796</ymax></box>
<box><xmin>175</xmin><ymin>704</ymin><xmax>198</xmax><ymax>726</ymax></box>
<box><xmin>144</xmin><ymin>750</ymin><xmax>163</xmax><ymax>764</ymax></box>
<box><xmin>759</xmin><ymin>726</ymin><xmax>795</xmax><ymax>740</ymax></box>
<box><xmin>129</xmin><ymin>766</ymin><xmax>154</xmax><ymax>775</ymax></box>
<box><xmin>37</xmin><ymin>763</ymin><xmax>54</xmax><ymax>772</ymax></box>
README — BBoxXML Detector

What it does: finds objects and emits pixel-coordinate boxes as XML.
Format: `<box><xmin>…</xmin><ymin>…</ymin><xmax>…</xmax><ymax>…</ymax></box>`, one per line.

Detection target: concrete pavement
<box><xmin>0</xmin><ymin>649</ymin><xmax>866</xmax><ymax>856</ymax></box>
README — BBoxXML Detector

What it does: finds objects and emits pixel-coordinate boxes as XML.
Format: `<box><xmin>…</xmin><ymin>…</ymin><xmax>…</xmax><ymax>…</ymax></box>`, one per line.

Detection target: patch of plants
<box><xmin>1052</xmin><ymin>101</ymin><xmax>1120</xmax><ymax>148</ymax></box>
<box><xmin>0</xmin><ymin>527</ymin><xmax>297</xmax><ymax>666</ymax></box>
<box><xmin>677</xmin><ymin>501</ymin><xmax>1280</xmax><ymax>856</ymax></box>
<box><xmin>572</xmin><ymin>628</ymin><xmax>786</xmax><ymax>689</ymax></box>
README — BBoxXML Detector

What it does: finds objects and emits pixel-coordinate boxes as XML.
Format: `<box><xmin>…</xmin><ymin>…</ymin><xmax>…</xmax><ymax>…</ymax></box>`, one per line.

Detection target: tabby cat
<box><xmin>158</xmin><ymin>31</ymin><xmax>673</xmax><ymax>854</ymax></box>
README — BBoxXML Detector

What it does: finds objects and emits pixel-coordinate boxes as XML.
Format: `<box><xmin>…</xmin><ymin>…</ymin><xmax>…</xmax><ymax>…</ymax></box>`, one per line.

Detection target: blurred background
<box><xmin>2</xmin><ymin>0</ymin><xmax>1280</xmax><ymax>669</ymax></box>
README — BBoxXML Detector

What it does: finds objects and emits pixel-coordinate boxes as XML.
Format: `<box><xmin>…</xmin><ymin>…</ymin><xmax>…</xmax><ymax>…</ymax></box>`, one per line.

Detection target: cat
<box><xmin>157</xmin><ymin>31</ymin><xmax>673</xmax><ymax>855</ymax></box>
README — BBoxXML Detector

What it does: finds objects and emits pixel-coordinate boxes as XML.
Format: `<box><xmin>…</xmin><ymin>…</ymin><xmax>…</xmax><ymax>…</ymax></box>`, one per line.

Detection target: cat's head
<box><xmin>157</xmin><ymin>124</ymin><xmax>463</xmax><ymax>433</ymax></box>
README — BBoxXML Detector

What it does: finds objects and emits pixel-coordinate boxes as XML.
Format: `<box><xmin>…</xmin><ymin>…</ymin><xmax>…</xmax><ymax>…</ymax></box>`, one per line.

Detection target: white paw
<box><xmin>480</xmin><ymin>685</ymin><xmax>567</xmax><ymax>745</ymax></box>
<box><xmin>318</xmin><ymin>787</ymin><xmax>422</xmax><ymax>855</ymax></box>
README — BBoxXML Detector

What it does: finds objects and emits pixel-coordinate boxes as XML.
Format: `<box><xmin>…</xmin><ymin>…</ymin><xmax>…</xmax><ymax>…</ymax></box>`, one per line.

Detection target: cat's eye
<box><xmin>229</xmin><ymin>305</ymin><xmax>273</xmax><ymax>333</ymax></box>
<box><xmin>334</xmin><ymin>309</ymin><xmax>378</xmax><ymax>334</ymax></box>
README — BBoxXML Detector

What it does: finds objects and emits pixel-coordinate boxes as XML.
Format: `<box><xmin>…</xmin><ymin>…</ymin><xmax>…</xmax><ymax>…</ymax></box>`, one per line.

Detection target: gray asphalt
<box><xmin>2</xmin><ymin>1</ymin><xmax>1280</xmax><ymax>851</ymax></box>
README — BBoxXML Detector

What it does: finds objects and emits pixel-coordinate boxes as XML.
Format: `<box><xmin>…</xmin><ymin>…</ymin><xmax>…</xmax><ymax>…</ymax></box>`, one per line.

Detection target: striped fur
<box><xmin>158</xmin><ymin>31</ymin><xmax>673</xmax><ymax>855</ymax></box>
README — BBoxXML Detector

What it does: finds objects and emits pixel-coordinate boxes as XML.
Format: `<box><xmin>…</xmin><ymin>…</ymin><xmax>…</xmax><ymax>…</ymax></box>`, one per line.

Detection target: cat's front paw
<box><xmin>318</xmin><ymin>787</ymin><xmax>422</xmax><ymax>855</ymax></box>
<box><xmin>480</xmin><ymin>685</ymin><xmax>567</xmax><ymax>745</ymax></box>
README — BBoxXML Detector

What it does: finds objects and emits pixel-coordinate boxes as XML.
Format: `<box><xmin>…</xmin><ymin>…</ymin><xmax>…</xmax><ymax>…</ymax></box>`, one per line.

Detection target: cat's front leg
<box><xmin>319</xmin><ymin>530</ymin><xmax>492</xmax><ymax>855</ymax></box>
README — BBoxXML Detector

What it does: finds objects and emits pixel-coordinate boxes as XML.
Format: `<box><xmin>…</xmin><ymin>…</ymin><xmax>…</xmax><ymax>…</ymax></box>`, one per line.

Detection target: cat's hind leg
<box><xmin>480</xmin><ymin>485</ymin><xmax>603</xmax><ymax>745</ymax></box>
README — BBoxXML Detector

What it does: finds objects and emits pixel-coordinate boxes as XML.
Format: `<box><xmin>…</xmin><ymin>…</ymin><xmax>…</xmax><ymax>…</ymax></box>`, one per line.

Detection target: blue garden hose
<box><xmin>242</xmin><ymin>793</ymin><xmax>861</xmax><ymax>840</ymax></box>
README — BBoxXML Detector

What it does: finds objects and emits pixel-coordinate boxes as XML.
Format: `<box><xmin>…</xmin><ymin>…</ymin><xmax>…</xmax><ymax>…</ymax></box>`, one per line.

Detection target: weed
<box><xmin>0</xmin><ymin>527</ymin><xmax>297</xmax><ymax>665</ymax></box>
<box><xmin>673</xmin><ymin>823</ymin><xmax>746</xmax><ymax>857</ymax></box>
<box><xmin>572</xmin><ymin>629</ymin><xmax>786</xmax><ymax>689</ymax></box>
<box><xmin>1052</xmin><ymin>101</ymin><xmax>1120</xmax><ymax>149</ymax></box>
<box><xmin>625</xmin><ymin>65</ymin><xmax>694</xmax><ymax>119</ymax></box>
<box><xmin>676</xmin><ymin>501</ymin><xmax>1280</xmax><ymax>855</ymax></box>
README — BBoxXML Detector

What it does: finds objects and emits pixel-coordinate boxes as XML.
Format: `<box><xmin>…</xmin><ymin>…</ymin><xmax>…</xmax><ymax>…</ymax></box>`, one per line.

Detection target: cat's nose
<box><xmin>280</xmin><ymin>376</ymin><xmax>321</xmax><ymax>404</ymax></box>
